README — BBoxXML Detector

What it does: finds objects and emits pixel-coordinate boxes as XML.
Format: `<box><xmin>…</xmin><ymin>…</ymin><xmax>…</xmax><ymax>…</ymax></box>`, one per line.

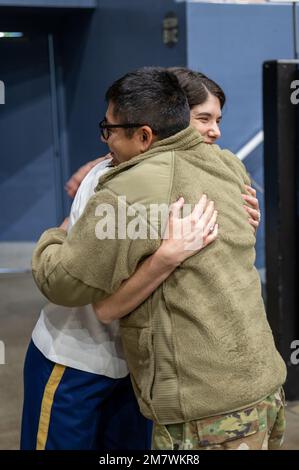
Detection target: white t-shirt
<box><xmin>32</xmin><ymin>159</ymin><xmax>129</xmax><ymax>378</ymax></box>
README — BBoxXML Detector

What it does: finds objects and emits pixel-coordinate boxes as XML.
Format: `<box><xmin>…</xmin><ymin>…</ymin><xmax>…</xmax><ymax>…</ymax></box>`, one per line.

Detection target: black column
<box><xmin>263</xmin><ymin>60</ymin><xmax>299</xmax><ymax>400</ymax></box>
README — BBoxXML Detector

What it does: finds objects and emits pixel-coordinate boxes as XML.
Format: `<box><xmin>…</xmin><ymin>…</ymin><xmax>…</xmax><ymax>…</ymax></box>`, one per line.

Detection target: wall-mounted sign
<box><xmin>163</xmin><ymin>12</ymin><xmax>179</xmax><ymax>48</ymax></box>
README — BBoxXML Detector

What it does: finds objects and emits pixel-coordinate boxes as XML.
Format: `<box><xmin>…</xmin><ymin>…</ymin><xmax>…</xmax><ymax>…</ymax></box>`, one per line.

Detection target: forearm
<box><xmin>32</xmin><ymin>228</ymin><xmax>105</xmax><ymax>306</ymax></box>
<box><xmin>94</xmin><ymin>249</ymin><xmax>177</xmax><ymax>324</ymax></box>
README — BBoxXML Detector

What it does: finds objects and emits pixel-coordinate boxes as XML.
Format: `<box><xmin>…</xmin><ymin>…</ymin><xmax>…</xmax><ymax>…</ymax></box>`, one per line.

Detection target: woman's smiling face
<box><xmin>190</xmin><ymin>93</ymin><xmax>222</xmax><ymax>144</ymax></box>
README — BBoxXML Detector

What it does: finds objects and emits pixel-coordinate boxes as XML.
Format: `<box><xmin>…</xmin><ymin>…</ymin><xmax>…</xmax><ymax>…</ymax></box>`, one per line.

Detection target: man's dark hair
<box><xmin>105</xmin><ymin>67</ymin><xmax>190</xmax><ymax>140</ymax></box>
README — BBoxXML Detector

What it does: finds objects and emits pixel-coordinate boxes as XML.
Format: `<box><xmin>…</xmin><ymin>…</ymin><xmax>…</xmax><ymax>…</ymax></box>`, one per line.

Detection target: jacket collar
<box><xmin>96</xmin><ymin>126</ymin><xmax>203</xmax><ymax>189</ymax></box>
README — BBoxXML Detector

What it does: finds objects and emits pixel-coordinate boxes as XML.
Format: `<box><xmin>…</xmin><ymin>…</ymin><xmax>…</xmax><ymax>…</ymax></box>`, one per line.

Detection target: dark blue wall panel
<box><xmin>0</xmin><ymin>0</ymin><xmax>296</xmax><ymax>254</ymax></box>
<box><xmin>0</xmin><ymin>35</ymin><xmax>58</xmax><ymax>241</ymax></box>
<box><xmin>62</xmin><ymin>0</ymin><xmax>186</xmax><ymax>174</ymax></box>
<box><xmin>186</xmin><ymin>3</ymin><xmax>293</xmax><ymax>152</ymax></box>
<box><xmin>186</xmin><ymin>3</ymin><xmax>293</xmax><ymax>271</ymax></box>
<box><xmin>0</xmin><ymin>1</ymin><xmax>96</xmax><ymax>7</ymax></box>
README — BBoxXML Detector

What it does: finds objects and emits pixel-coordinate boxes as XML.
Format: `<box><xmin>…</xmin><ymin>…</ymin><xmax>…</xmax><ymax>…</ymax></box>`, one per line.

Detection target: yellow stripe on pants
<box><xmin>36</xmin><ymin>364</ymin><xmax>66</xmax><ymax>450</ymax></box>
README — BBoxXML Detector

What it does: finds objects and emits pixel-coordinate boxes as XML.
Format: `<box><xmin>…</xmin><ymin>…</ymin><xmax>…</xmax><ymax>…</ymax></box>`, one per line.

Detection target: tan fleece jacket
<box><xmin>32</xmin><ymin>126</ymin><xmax>286</xmax><ymax>424</ymax></box>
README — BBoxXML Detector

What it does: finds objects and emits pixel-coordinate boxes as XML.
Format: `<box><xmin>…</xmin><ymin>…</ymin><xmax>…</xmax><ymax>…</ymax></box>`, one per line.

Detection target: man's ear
<box><xmin>138</xmin><ymin>126</ymin><xmax>155</xmax><ymax>152</ymax></box>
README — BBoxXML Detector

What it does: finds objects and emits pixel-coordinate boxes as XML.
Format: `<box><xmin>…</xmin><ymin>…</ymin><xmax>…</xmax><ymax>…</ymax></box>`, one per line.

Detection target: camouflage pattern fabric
<box><xmin>152</xmin><ymin>388</ymin><xmax>286</xmax><ymax>450</ymax></box>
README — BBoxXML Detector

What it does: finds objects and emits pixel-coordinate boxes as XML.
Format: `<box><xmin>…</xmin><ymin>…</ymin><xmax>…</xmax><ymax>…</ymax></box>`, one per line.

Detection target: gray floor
<box><xmin>0</xmin><ymin>272</ymin><xmax>43</xmax><ymax>449</ymax></box>
<box><xmin>0</xmin><ymin>271</ymin><xmax>298</xmax><ymax>450</ymax></box>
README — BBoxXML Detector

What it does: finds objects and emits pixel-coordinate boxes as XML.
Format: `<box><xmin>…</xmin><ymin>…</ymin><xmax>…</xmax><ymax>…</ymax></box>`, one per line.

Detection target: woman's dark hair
<box><xmin>168</xmin><ymin>67</ymin><xmax>226</xmax><ymax>109</ymax></box>
<box><xmin>105</xmin><ymin>67</ymin><xmax>190</xmax><ymax>140</ymax></box>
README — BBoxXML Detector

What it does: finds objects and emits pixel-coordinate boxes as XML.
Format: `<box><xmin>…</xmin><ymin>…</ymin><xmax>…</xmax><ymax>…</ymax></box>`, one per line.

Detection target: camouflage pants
<box><xmin>152</xmin><ymin>388</ymin><xmax>286</xmax><ymax>450</ymax></box>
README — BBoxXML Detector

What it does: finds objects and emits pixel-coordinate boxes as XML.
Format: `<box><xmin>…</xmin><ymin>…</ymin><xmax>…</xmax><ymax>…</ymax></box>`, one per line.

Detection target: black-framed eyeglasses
<box><xmin>99</xmin><ymin>119</ymin><xmax>147</xmax><ymax>140</ymax></box>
